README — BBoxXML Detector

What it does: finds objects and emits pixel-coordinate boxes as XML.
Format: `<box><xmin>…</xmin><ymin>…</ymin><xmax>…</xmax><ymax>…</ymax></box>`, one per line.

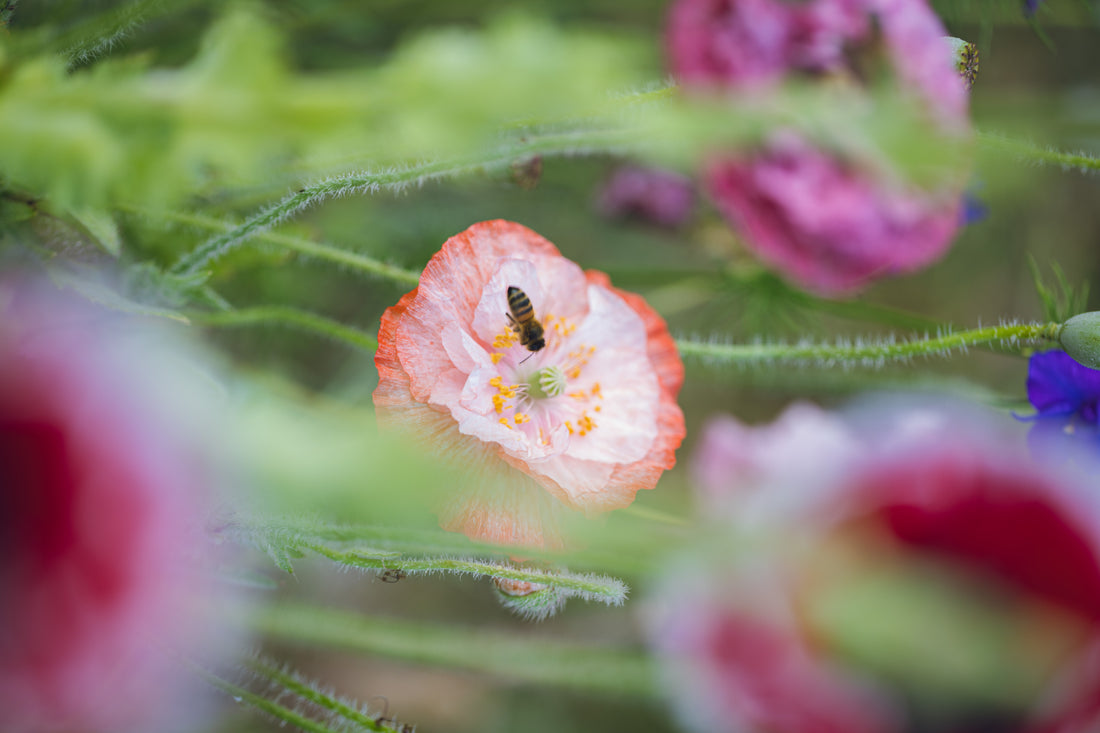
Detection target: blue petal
<box><xmin>1027</xmin><ymin>350</ymin><xmax>1100</xmax><ymax>419</ymax></box>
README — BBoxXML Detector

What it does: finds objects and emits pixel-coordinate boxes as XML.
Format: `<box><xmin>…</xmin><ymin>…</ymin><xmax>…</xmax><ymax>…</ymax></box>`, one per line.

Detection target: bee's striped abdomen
<box><xmin>507</xmin><ymin>286</ymin><xmax>534</xmax><ymax>323</ymax></box>
<box><xmin>506</xmin><ymin>286</ymin><xmax>546</xmax><ymax>354</ymax></box>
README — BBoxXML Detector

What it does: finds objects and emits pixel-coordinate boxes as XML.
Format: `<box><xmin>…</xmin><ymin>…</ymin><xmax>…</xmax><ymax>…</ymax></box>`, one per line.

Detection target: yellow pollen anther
<box><xmin>568</xmin><ymin>367</ymin><xmax>582</xmax><ymax>379</ymax></box>
<box><xmin>490</xmin><ymin>375</ymin><xmax>518</xmax><ymax>398</ymax></box>
<box><xmin>568</xmin><ymin>390</ymin><xmax>587</xmax><ymax>401</ymax></box>
<box><xmin>491</xmin><ymin>352</ymin><xmax>504</xmax><ymax>364</ymax></box>
<box><xmin>594</xmin><ymin>405</ymin><xmax>602</xmax><ymax>412</ymax></box>
<box><xmin>493</xmin><ymin>330</ymin><xmax>518</xmax><ymax>349</ymax></box>
<box><xmin>499</xmin><ymin>417</ymin><xmax>512</xmax><ymax>429</ymax></box>
<box><xmin>565</xmin><ymin>421</ymin><xmax>574</xmax><ymax>435</ymax></box>
<box><xmin>578</xmin><ymin>414</ymin><xmax>596</xmax><ymax>436</ymax></box>
<box><xmin>493</xmin><ymin>394</ymin><xmax>509</xmax><ymax>414</ymax></box>
<box><xmin>591</xmin><ymin>382</ymin><xmax>602</xmax><ymax>398</ymax></box>
<box><xmin>514</xmin><ymin>413</ymin><xmax>530</xmax><ymax>425</ymax></box>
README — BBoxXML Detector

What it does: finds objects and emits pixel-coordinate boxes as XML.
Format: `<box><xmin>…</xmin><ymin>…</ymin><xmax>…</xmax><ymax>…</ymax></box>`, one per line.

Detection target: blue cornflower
<box><xmin>1024</xmin><ymin>349</ymin><xmax>1100</xmax><ymax>453</ymax></box>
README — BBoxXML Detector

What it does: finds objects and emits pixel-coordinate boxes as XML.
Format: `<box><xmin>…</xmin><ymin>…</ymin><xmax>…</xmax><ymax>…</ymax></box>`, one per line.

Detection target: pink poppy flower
<box><xmin>648</xmin><ymin>403</ymin><xmax>1100</xmax><ymax>733</ymax></box>
<box><xmin>0</xmin><ymin>281</ymin><xmax>232</xmax><ymax>733</ymax></box>
<box><xmin>666</xmin><ymin>0</ymin><xmax>970</xmax><ymax>295</ymax></box>
<box><xmin>373</xmin><ymin>220</ymin><xmax>685</xmax><ymax>549</ymax></box>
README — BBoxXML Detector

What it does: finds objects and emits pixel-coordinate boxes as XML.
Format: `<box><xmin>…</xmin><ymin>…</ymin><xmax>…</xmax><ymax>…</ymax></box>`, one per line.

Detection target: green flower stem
<box><xmin>249</xmin><ymin>602</ymin><xmax>659</xmax><ymax>698</ymax></box>
<box><xmin>193</xmin><ymin>664</ymin><xmax>345</xmax><ymax>733</ymax></box>
<box><xmin>169</xmin><ymin>127</ymin><xmax>639</xmax><ymax>278</ymax></box>
<box><xmin>676</xmin><ymin>322</ymin><xmax>1062</xmax><ymax>369</ymax></box>
<box><xmin>301</xmin><ymin>541</ymin><xmax>628</xmax><ymax>604</ymax></box>
<box><xmin>245</xmin><ymin>657</ymin><xmax>394</xmax><ymax>733</ymax></box>
<box><xmin>978</xmin><ymin>132</ymin><xmax>1100</xmax><ymax>175</ymax></box>
<box><xmin>187</xmin><ymin>306</ymin><xmax>378</xmax><ymax>351</ymax></box>
<box><xmin>235</xmin><ymin>518</ymin><xmax>674</xmax><ymax>579</ymax></box>
<box><xmin>123</xmin><ymin>205</ymin><xmax>420</xmax><ymax>286</ymax></box>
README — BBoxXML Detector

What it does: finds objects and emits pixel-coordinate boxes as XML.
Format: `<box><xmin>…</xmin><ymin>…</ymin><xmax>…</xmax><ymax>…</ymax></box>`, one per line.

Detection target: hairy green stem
<box><xmin>249</xmin><ymin>603</ymin><xmax>658</xmax><ymax>698</ymax></box>
<box><xmin>245</xmin><ymin>657</ymin><xmax>394</xmax><ymax>733</ymax></box>
<box><xmin>194</xmin><ymin>665</ymin><xmax>342</xmax><ymax>733</ymax></box>
<box><xmin>979</xmin><ymin>132</ymin><xmax>1100</xmax><ymax>175</ymax></box>
<box><xmin>170</xmin><ymin>127</ymin><xmax>637</xmax><ymax>277</ymax></box>
<box><xmin>124</xmin><ymin>205</ymin><xmax>420</xmax><ymax>286</ymax></box>
<box><xmin>676</xmin><ymin>322</ymin><xmax>1062</xmax><ymax>368</ymax></box>
<box><xmin>52</xmin><ymin>0</ymin><xmax>199</xmax><ymax>68</ymax></box>
<box><xmin>302</xmin><ymin>541</ymin><xmax>627</xmax><ymax>603</ymax></box>
<box><xmin>188</xmin><ymin>306</ymin><xmax>378</xmax><ymax>351</ymax></box>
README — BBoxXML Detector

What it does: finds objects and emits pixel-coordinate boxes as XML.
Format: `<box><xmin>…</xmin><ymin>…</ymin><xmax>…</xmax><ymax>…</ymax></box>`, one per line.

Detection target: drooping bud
<box><xmin>492</xmin><ymin>576</ymin><xmax>565</xmax><ymax>621</ymax></box>
<box><xmin>943</xmin><ymin>37</ymin><xmax>979</xmax><ymax>90</ymax></box>
<box><xmin>1058</xmin><ymin>312</ymin><xmax>1100</xmax><ymax>369</ymax></box>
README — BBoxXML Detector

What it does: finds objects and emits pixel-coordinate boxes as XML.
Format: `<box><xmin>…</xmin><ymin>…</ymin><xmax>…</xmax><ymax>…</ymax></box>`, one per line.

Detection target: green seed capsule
<box><xmin>1058</xmin><ymin>312</ymin><xmax>1100</xmax><ymax>369</ymax></box>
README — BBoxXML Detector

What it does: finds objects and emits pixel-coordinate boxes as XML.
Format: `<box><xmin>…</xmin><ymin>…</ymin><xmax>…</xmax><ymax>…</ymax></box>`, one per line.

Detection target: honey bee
<box><xmin>506</xmin><ymin>286</ymin><xmax>545</xmax><ymax>360</ymax></box>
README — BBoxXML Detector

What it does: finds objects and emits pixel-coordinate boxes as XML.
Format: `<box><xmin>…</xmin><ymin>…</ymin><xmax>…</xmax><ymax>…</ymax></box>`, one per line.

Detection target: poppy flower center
<box><xmin>486</xmin><ymin>315</ymin><xmax>605</xmax><ymax>442</ymax></box>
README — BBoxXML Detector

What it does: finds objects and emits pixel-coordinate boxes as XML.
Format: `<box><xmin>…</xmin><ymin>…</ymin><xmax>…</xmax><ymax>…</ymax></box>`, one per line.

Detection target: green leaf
<box><xmin>248</xmin><ymin>603</ymin><xmax>659</xmax><ymax>698</ymax></box>
<box><xmin>67</xmin><ymin>205</ymin><xmax>121</xmax><ymax>256</ymax></box>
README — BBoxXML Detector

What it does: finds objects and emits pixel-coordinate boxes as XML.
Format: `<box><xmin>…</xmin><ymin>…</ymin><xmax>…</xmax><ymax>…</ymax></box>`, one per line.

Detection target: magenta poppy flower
<box><xmin>1023</xmin><ymin>349</ymin><xmax>1100</xmax><ymax>455</ymax></box>
<box><xmin>705</xmin><ymin>133</ymin><xmax>963</xmax><ymax>294</ymax></box>
<box><xmin>373</xmin><ymin>220</ymin><xmax>686</xmax><ymax>549</ymax></box>
<box><xmin>0</xmin><ymin>281</ymin><xmax>232</xmax><ymax>733</ymax></box>
<box><xmin>667</xmin><ymin>0</ymin><xmax>970</xmax><ymax>295</ymax></box>
<box><xmin>648</xmin><ymin>403</ymin><xmax>1100</xmax><ymax>733</ymax></box>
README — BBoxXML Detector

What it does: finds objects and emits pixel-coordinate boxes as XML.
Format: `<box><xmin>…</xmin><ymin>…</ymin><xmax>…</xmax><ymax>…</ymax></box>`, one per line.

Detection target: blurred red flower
<box><xmin>648</xmin><ymin>403</ymin><xmax>1100</xmax><ymax>733</ymax></box>
<box><xmin>0</xmin><ymin>281</ymin><xmax>233</xmax><ymax>733</ymax></box>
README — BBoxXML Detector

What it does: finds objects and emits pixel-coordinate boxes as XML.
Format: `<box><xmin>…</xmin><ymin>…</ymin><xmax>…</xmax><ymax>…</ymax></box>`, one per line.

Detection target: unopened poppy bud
<box><xmin>1058</xmin><ymin>312</ymin><xmax>1100</xmax><ymax>370</ymax></box>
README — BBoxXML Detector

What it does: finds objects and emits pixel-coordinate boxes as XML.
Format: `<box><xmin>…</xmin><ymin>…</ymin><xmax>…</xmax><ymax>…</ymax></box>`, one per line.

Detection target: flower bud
<box><xmin>1058</xmin><ymin>312</ymin><xmax>1100</xmax><ymax>369</ymax></box>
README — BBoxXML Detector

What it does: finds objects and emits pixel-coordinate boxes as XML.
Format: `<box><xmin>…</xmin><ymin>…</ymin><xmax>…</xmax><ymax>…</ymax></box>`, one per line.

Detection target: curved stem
<box><xmin>676</xmin><ymin>322</ymin><xmax>1061</xmax><ymax>368</ymax></box>
<box><xmin>187</xmin><ymin>306</ymin><xmax>378</xmax><ymax>352</ymax></box>
<box><xmin>169</xmin><ymin>127</ymin><xmax>638</xmax><ymax>278</ymax></box>
<box><xmin>302</xmin><ymin>541</ymin><xmax>628</xmax><ymax>605</ymax></box>
<box><xmin>122</xmin><ymin>205</ymin><xmax>420</xmax><ymax>286</ymax></box>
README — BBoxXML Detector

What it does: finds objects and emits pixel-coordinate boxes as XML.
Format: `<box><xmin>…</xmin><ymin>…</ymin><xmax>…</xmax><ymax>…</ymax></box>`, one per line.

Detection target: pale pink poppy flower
<box><xmin>692</xmin><ymin>402</ymin><xmax>859</xmax><ymax>515</ymax></box>
<box><xmin>648</xmin><ymin>403</ymin><xmax>1100</xmax><ymax>733</ymax></box>
<box><xmin>0</xmin><ymin>281</ymin><xmax>234</xmax><ymax>733</ymax></box>
<box><xmin>667</xmin><ymin>0</ymin><xmax>970</xmax><ymax>295</ymax></box>
<box><xmin>373</xmin><ymin>220</ymin><xmax>685</xmax><ymax>548</ymax></box>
